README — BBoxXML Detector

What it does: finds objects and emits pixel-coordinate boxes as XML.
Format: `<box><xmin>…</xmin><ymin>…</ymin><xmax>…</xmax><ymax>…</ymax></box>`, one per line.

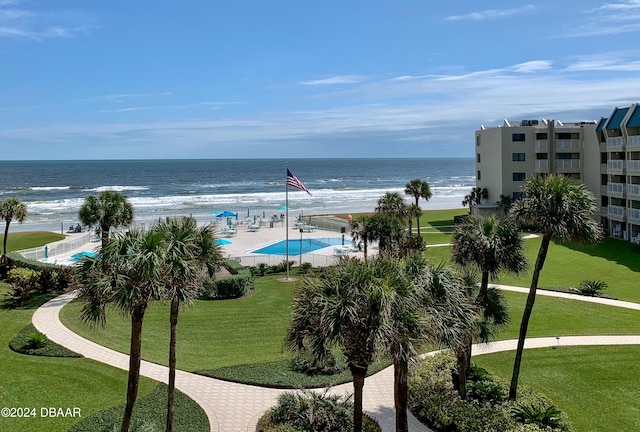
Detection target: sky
<box><xmin>1</xmin><ymin>0</ymin><xmax>640</xmax><ymax>160</ymax></box>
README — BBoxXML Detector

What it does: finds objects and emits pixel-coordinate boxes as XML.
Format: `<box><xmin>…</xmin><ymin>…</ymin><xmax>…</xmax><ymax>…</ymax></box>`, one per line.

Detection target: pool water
<box><xmin>252</xmin><ymin>238</ymin><xmax>345</xmax><ymax>255</ymax></box>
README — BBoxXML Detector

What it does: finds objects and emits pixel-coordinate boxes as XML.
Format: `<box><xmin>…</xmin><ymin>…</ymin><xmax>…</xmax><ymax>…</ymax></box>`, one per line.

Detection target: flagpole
<box><xmin>285</xmin><ymin>162</ymin><xmax>290</xmax><ymax>280</ymax></box>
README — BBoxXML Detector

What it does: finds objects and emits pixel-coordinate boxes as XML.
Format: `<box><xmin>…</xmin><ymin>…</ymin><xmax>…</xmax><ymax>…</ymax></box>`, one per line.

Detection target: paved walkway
<box><xmin>32</xmin><ymin>286</ymin><xmax>640</xmax><ymax>432</ymax></box>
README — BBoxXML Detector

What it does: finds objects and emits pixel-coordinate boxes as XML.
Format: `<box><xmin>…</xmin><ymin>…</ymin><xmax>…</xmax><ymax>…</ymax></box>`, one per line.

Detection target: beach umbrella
<box><xmin>211</xmin><ymin>211</ymin><xmax>223</xmax><ymax>215</ymax></box>
<box><xmin>262</xmin><ymin>210</ymin><xmax>266</xmax><ymax>218</ymax></box>
<box><xmin>277</xmin><ymin>205</ymin><xmax>289</xmax><ymax>211</ymax></box>
<box><xmin>216</xmin><ymin>210</ymin><xmax>237</xmax><ymax>218</ymax></box>
<box><xmin>247</xmin><ymin>208</ymin><xmax>250</xmax><ymax>217</ymax></box>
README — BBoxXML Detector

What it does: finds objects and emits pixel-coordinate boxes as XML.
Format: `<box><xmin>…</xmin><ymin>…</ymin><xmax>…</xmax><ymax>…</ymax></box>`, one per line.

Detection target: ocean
<box><xmin>0</xmin><ymin>158</ymin><xmax>474</xmax><ymax>233</ymax></box>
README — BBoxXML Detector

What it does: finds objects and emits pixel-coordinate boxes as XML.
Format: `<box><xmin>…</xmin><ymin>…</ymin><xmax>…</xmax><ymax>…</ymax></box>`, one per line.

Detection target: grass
<box><xmin>474</xmin><ymin>346</ymin><xmax>640</xmax><ymax>432</ymax></box>
<box><xmin>425</xmin><ymin>236</ymin><xmax>640</xmax><ymax>303</ymax></box>
<box><xmin>68</xmin><ymin>383</ymin><xmax>208</xmax><ymax>432</ymax></box>
<box><xmin>0</xmin><ymin>284</ymin><xmax>158</xmax><ymax>432</ymax></box>
<box><xmin>60</xmin><ymin>274</ymin><xmax>295</xmax><ymax>371</ymax></box>
<box><xmin>0</xmin><ymin>231</ymin><xmax>64</xmax><ymax>253</ymax></box>
<box><xmin>9</xmin><ymin>323</ymin><xmax>82</xmax><ymax>358</ymax></box>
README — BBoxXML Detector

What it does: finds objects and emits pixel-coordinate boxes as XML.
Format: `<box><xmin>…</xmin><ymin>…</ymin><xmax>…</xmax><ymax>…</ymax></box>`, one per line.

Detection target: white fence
<box><xmin>18</xmin><ymin>232</ymin><xmax>93</xmax><ymax>261</ymax></box>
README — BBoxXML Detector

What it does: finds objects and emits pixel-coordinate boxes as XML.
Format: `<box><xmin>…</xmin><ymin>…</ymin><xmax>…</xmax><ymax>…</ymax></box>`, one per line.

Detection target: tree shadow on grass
<box><xmin>564</xmin><ymin>237</ymin><xmax>640</xmax><ymax>273</ymax></box>
<box><xmin>0</xmin><ymin>291</ymin><xmax>60</xmax><ymax>311</ymax></box>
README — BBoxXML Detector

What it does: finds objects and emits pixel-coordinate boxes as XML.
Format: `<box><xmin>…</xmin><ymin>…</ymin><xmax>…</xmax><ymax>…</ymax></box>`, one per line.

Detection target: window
<box><xmin>513</xmin><ymin>172</ymin><xmax>526</xmax><ymax>181</ymax></box>
<box><xmin>601</xmin><ymin>174</ymin><xmax>608</xmax><ymax>186</ymax></box>
<box><xmin>556</xmin><ymin>133</ymin><xmax>573</xmax><ymax>140</ymax></box>
<box><xmin>512</xmin><ymin>192</ymin><xmax>524</xmax><ymax>200</ymax></box>
<box><xmin>476</xmin><ymin>135</ymin><xmax>481</xmax><ymax>146</ymax></box>
<box><xmin>512</xmin><ymin>133</ymin><xmax>526</xmax><ymax>142</ymax></box>
<box><xmin>512</xmin><ymin>153</ymin><xmax>526</xmax><ymax>162</ymax></box>
<box><xmin>536</xmin><ymin>133</ymin><xmax>548</xmax><ymax>140</ymax></box>
<box><xmin>556</xmin><ymin>153</ymin><xmax>572</xmax><ymax>159</ymax></box>
<box><xmin>477</xmin><ymin>170</ymin><xmax>481</xmax><ymax>180</ymax></box>
<box><xmin>601</xmin><ymin>196</ymin><xmax>609</xmax><ymax>207</ymax></box>
<box><xmin>601</xmin><ymin>152</ymin><xmax>607</xmax><ymax>164</ymax></box>
<box><xmin>477</xmin><ymin>153</ymin><xmax>481</xmax><ymax>163</ymax></box>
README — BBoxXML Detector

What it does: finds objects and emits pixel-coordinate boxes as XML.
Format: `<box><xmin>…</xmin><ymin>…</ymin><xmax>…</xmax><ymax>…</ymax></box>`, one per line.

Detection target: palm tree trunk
<box><xmin>101</xmin><ymin>223</ymin><xmax>110</xmax><ymax>249</ymax></box>
<box><xmin>393</xmin><ymin>359</ymin><xmax>409</xmax><ymax>432</ymax></box>
<box><xmin>363</xmin><ymin>234</ymin><xmax>368</xmax><ymax>261</ymax></box>
<box><xmin>122</xmin><ymin>305</ymin><xmax>145</xmax><ymax>432</ymax></box>
<box><xmin>408</xmin><ymin>218</ymin><xmax>413</xmax><ymax>236</ymax></box>
<box><xmin>166</xmin><ymin>295</ymin><xmax>179</xmax><ymax>432</ymax></box>
<box><xmin>455</xmin><ymin>335</ymin><xmax>472</xmax><ymax>400</ymax></box>
<box><xmin>509</xmin><ymin>233</ymin><xmax>551</xmax><ymax>400</ymax></box>
<box><xmin>350</xmin><ymin>365</ymin><xmax>367</xmax><ymax>432</ymax></box>
<box><xmin>416</xmin><ymin>216</ymin><xmax>421</xmax><ymax>237</ymax></box>
<box><xmin>3</xmin><ymin>220</ymin><xmax>10</xmax><ymax>263</ymax></box>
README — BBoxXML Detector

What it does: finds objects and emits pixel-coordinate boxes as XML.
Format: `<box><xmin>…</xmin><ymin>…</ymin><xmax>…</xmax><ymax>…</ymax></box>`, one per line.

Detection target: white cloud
<box><xmin>565</xmin><ymin>0</ymin><xmax>640</xmax><ymax>37</ymax></box>
<box><xmin>511</xmin><ymin>60</ymin><xmax>553</xmax><ymax>73</ymax></box>
<box><xmin>445</xmin><ymin>5</ymin><xmax>535</xmax><ymax>22</ymax></box>
<box><xmin>0</xmin><ymin>2</ymin><xmax>93</xmax><ymax>40</ymax></box>
<box><xmin>298</xmin><ymin>75</ymin><xmax>365</xmax><ymax>86</ymax></box>
<box><xmin>595</xmin><ymin>0</ymin><xmax>640</xmax><ymax>11</ymax></box>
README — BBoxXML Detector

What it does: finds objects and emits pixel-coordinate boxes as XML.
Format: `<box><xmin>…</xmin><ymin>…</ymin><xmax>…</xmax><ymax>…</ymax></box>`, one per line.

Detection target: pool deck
<box><xmin>39</xmin><ymin>219</ymin><xmax>371</xmax><ymax>265</ymax></box>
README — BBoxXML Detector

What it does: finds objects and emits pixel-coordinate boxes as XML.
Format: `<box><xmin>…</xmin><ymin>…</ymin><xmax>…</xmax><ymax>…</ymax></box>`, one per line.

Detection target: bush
<box><xmin>576</xmin><ymin>279</ymin><xmax>607</xmax><ymax>297</ymax></box>
<box><xmin>408</xmin><ymin>352</ymin><xmax>571</xmax><ymax>432</ymax></box>
<box><xmin>8</xmin><ymin>324</ymin><xmax>81</xmax><ymax>357</ymax></box>
<box><xmin>6</xmin><ymin>267</ymin><xmax>41</xmax><ymax>306</ymax></box>
<box><xmin>199</xmin><ymin>261</ymin><xmax>253</xmax><ymax>299</ymax></box>
<box><xmin>511</xmin><ymin>403</ymin><xmax>565</xmax><ymax>430</ymax></box>
<box><xmin>257</xmin><ymin>391</ymin><xmax>381</xmax><ymax>432</ymax></box>
<box><xmin>298</xmin><ymin>262</ymin><xmax>313</xmax><ymax>275</ymax></box>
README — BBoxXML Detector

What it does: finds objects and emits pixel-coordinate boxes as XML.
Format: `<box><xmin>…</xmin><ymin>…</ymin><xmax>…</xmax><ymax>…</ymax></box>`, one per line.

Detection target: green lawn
<box><xmin>60</xmin><ymin>275</ymin><xmax>295</xmax><ymax>371</ymax></box>
<box><xmin>474</xmin><ymin>346</ymin><xmax>640</xmax><ymax>432</ymax></box>
<box><xmin>426</xmin><ymin>236</ymin><xmax>640</xmax><ymax>303</ymax></box>
<box><xmin>0</xmin><ymin>231</ymin><xmax>64</xmax><ymax>253</ymax></box>
<box><xmin>0</xmin><ymin>284</ymin><xmax>157</xmax><ymax>432</ymax></box>
<box><xmin>60</xmin><ymin>275</ymin><xmax>640</xmax><ymax>373</ymax></box>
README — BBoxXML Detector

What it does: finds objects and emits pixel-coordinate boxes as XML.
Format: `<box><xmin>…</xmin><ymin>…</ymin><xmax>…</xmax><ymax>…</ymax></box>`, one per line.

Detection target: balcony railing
<box><xmin>628</xmin><ymin>184</ymin><xmax>640</xmax><ymax>197</ymax></box>
<box><xmin>555</xmin><ymin>159</ymin><xmax>580</xmax><ymax>170</ymax></box>
<box><xmin>535</xmin><ymin>140</ymin><xmax>548</xmax><ymax>151</ymax></box>
<box><xmin>555</xmin><ymin>139</ymin><xmax>581</xmax><ymax>150</ymax></box>
<box><xmin>608</xmin><ymin>205</ymin><xmax>625</xmax><ymax>218</ymax></box>
<box><xmin>608</xmin><ymin>182</ymin><xmax>625</xmax><ymax>195</ymax></box>
<box><xmin>627</xmin><ymin>160</ymin><xmax>640</xmax><ymax>172</ymax></box>
<box><xmin>607</xmin><ymin>160</ymin><xmax>625</xmax><ymax>171</ymax></box>
<box><xmin>607</xmin><ymin>136</ymin><xmax>624</xmax><ymax>148</ymax></box>
<box><xmin>628</xmin><ymin>135</ymin><xmax>640</xmax><ymax>147</ymax></box>
<box><xmin>535</xmin><ymin>160</ymin><xmax>549</xmax><ymax>172</ymax></box>
<box><xmin>629</xmin><ymin>208</ymin><xmax>640</xmax><ymax>221</ymax></box>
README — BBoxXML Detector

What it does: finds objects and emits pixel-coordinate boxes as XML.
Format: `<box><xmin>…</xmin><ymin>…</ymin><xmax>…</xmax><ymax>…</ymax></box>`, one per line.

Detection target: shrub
<box><xmin>298</xmin><ymin>262</ymin><xmax>313</xmax><ymax>275</ymax></box>
<box><xmin>257</xmin><ymin>263</ymin><xmax>269</xmax><ymax>276</ymax></box>
<box><xmin>576</xmin><ymin>279</ymin><xmax>607</xmax><ymax>297</ymax></box>
<box><xmin>214</xmin><ymin>274</ymin><xmax>251</xmax><ymax>298</ymax></box>
<box><xmin>511</xmin><ymin>403</ymin><xmax>565</xmax><ymax>430</ymax></box>
<box><xmin>26</xmin><ymin>331</ymin><xmax>48</xmax><ymax>349</ymax></box>
<box><xmin>257</xmin><ymin>391</ymin><xmax>381</xmax><ymax>432</ymax></box>
<box><xmin>6</xmin><ymin>267</ymin><xmax>41</xmax><ymax>306</ymax></box>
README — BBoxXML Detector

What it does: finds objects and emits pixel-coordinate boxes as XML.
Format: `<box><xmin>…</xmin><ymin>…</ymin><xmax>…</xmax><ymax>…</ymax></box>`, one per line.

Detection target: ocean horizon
<box><xmin>0</xmin><ymin>158</ymin><xmax>474</xmax><ymax>233</ymax></box>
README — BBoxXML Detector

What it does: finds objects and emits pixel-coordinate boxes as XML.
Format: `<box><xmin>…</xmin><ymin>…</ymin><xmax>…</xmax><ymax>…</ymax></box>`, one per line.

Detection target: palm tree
<box><xmin>375</xmin><ymin>191</ymin><xmax>408</xmax><ymax>217</ymax></box>
<box><xmin>350</xmin><ymin>215</ymin><xmax>372</xmax><ymax>260</ymax></box>
<box><xmin>508</xmin><ymin>174</ymin><xmax>602</xmax><ymax>400</ymax></box>
<box><xmin>451</xmin><ymin>215</ymin><xmax>526</xmax><ymax>399</ymax></box>
<box><xmin>404</xmin><ymin>179</ymin><xmax>432</xmax><ymax>235</ymax></box>
<box><xmin>154</xmin><ymin>217</ymin><xmax>223</xmax><ymax>432</ymax></box>
<box><xmin>461</xmin><ymin>187</ymin><xmax>488</xmax><ymax>211</ymax></box>
<box><xmin>368</xmin><ymin>212</ymin><xmax>405</xmax><ymax>253</ymax></box>
<box><xmin>0</xmin><ymin>197</ymin><xmax>28</xmax><ymax>264</ymax></box>
<box><xmin>406</xmin><ymin>204</ymin><xmax>422</xmax><ymax>237</ymax></box>
<box><xmin>287</xmin><ymin>257</ymin><xmax>391</xmax><ymax>432</ymax></box>
<box><xmin>79</xmin><ymin>190</ymin><xmax>134</xmax><ymax>249</ymax></box>
<box><xmin>76</xmin><ymin>228</ymin><xmax>166</xmax><ymax>432</ymax></box>
<box><xmin>381</xmin><ymin>253</ymin><xmax>473</xmax><ymax>432</ymax></box>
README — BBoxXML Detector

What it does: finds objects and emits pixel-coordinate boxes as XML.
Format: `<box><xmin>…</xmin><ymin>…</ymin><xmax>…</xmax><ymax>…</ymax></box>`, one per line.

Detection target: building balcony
<box><xmin>628</xmin><ymin>184</ymin><xmax>640</xmax><ymax>198</ymax></box>
<box><xmin>629</xmin><ymin>208</ymin><xmax>640</xmax><ymax>222</ymax></box>
<box><xmin>607</xmin><ymin>160</ymin><xmax>625</xmax><ymax>172</ymax></box>
<box><xmin>535</xmin><ymin>159</ymin><xmax>549</xmax><ymax>172</ymax></box>
<box><xmin>607</xmin><ymin>136</ymin><xmax>624</xmax><ymax>148</ymax></box>
<box><xmin>608</xmin><ymin>182</ymin><xmax>626</xmax><ymax>196</ymax></box>
<box><xmin>627</xmin><ymin>160</ymin><xmax>640</xmax><ymax>172</ymax></box>
<box><xmin>535</xmin><ymin>140</ymin><xmax>548</xmax><ymax>152</ymax></box>
<box><xmin>628</xmin><ymin>135</ymin><xmax>640</xmax><ymax>148</ymax></box>
<box><xmin>608</xmin><ymin>205</ymin><xmax>626</xmax><ymax>220</ymax></box>
<box><xmin>555</xmin><ymin>139</ymin><xmax>581</xmax><ymax>151</ymax></box>
<box><xmin>555</xmin><ymin>159</ymin><xmax>580</xmax><ymax>171</ymax></box>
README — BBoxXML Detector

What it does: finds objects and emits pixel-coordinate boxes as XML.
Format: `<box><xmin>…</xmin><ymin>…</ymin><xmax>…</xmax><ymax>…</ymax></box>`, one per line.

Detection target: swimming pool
<box><xmin>251</xmin><ymin>238</ymin><xmax>345</xmax><ymax>255</ymax></box>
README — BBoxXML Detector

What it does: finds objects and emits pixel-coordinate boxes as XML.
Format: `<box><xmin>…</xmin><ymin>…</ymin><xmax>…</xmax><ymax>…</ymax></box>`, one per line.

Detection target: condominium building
<box><xmin>474</xmin><ymin>104</ymin><xmax>640</xmax><ymax>244</ymax></box>
<box><xmin>474</xmin><ymin>118</ymin><xmax>600</xmax><ymax>202</ymax></box>
<box><xmin>596</xmin><ymin>104</ymin><xmax>640</xmax><ymax>243</ymax></box>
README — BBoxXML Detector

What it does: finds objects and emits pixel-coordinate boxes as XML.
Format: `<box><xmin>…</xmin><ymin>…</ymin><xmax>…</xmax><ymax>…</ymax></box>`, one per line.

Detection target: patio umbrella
<box><xmin>216</xmin><ymin>210</ymin><xmax>237</xmax><ymax>218</ymax></box>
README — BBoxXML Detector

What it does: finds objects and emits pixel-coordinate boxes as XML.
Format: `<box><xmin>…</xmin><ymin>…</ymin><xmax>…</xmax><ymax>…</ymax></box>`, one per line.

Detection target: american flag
<box><xmin>287</xmin><ymin>168</ymin><xmax>312</xmax><ymax>196</ymax></box>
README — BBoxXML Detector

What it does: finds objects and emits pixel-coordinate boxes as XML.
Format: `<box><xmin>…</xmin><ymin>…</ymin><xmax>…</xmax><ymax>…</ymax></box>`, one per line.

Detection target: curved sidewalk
<box><xmin>32</xmin><ymin>286</ymin><xmax>640</xmax><ymax>432</ymax></box>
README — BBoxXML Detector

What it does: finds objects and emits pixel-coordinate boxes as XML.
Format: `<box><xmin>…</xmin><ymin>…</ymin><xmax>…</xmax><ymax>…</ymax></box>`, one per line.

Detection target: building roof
<box><xmin>596</xmin><ymin>117</ymin><xmax>608</xmax><ymax>132</ymax></box>
<box><xmin>626</xmin><ymin>105</ymin><xmax>640</xmax><ymax>128</ymax></box>
<box><xmin>606</xmin><ymin>107</ymin><xmax>629</xmax><ymax>130</ymax></box>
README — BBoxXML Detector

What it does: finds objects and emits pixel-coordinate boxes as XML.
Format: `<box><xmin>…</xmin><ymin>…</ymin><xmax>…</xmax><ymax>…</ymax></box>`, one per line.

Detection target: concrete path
<box><xmin>32</xmin><ymin>285</ymin><xmax>640</xmax><ymax>432</ymax></box>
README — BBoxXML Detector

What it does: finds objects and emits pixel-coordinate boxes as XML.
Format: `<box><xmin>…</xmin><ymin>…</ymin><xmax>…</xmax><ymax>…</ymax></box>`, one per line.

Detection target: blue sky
<box><xmin>1</xmin><ymin>0</ymin><xmax>640</xmax><ymax>160</ymax></box>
